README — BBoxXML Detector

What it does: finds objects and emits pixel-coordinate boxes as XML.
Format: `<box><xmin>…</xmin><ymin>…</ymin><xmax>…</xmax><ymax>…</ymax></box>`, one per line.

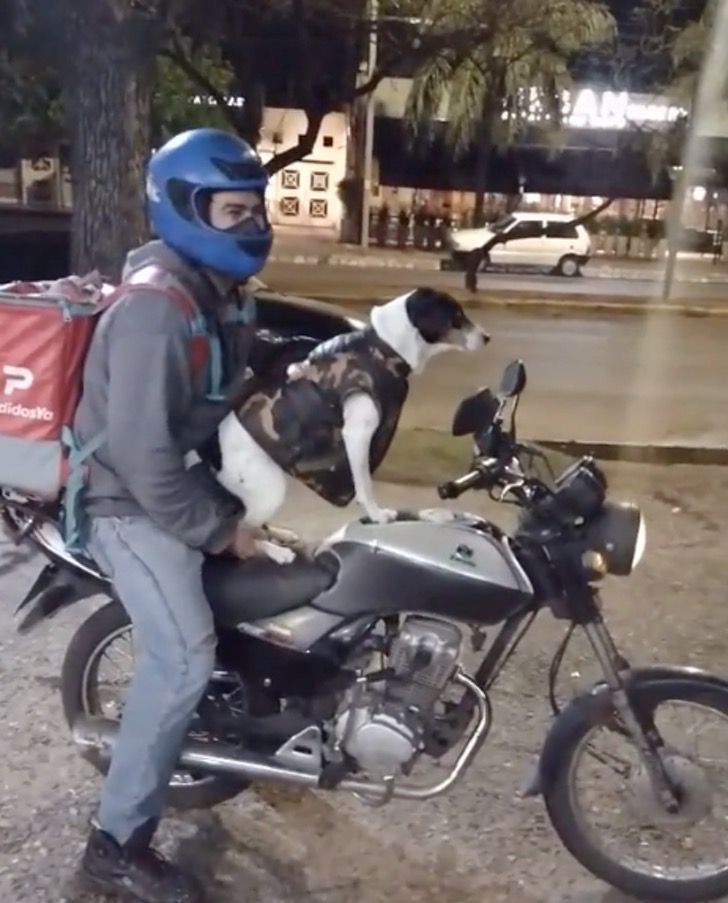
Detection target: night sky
<box><xmin>574</xmin><ymin>0</ymin><xmax>708</xmax><ymax>90</ymax></box>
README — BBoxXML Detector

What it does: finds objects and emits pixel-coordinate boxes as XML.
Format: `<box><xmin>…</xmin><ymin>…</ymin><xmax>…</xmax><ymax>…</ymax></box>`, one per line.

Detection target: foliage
<box><xmin>0</xmin><ymin>0</ymin><xmax>64</xmax><ymax>155</ymax></box>
<box><xmin>153</xmin><ymin>34</ymin><xmax>235</xmax><ymax>141</ymax></box>
<box><xmin>406</xmin><ymin>0</ymin><xmax>616</xmax><ymax>155</ymax></box>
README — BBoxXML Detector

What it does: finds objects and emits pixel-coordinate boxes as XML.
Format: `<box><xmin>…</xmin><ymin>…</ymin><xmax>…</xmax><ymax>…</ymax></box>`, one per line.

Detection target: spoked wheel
<box><xmin>61</xmin><ymin>601</ymin><xmax>248</xmax><ymax>810</ymax></box>
<box><xmin>545</xmin><ymin>680</ymin><xmax>728</xmax><ymax>901</ymax></box>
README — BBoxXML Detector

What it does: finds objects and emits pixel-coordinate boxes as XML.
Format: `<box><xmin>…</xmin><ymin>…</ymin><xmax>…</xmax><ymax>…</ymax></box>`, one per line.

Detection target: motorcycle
<box><xmin>4</xmin><ymin>359</ymin><xmax>728</xmax><ymax>903</ymax></box>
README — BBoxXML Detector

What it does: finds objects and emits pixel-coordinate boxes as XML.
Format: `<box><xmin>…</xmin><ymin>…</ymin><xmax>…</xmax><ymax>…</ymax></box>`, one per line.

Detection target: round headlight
<box><xmin>585</xmin><ymin>502</ymin><xmax>644</xmax><ymax>577</ymax></box>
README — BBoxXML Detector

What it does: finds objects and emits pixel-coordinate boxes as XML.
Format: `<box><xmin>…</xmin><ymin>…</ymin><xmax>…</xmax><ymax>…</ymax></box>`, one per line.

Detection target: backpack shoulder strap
<box><xmin>119</xmin><ymin>264</ymin><xmax>222</xmax><ymax>394</ymax></box>
<box><xmin>123</xmin><ymin>264</ymin><xmax>202</xmax><ymax>321</ymax></box>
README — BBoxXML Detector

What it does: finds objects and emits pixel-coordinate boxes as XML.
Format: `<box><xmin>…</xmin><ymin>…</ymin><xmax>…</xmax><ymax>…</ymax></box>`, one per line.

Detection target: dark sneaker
<box><xmin>80</xmin><ymin>823</ymin><xmax>204</xmax><ymax>903</ymax></box>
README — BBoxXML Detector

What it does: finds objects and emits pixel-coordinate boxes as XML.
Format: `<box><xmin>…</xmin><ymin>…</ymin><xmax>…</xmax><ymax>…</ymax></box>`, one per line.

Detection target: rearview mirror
<box><xmin>499</xmin><ymin>360</ymin><xmax>527</xmax><ymax>398</ymax></box>
<box><xmin>452</xmin><ymin>387</ymin><xmax>499</xmax><ymax>436</ymax></box>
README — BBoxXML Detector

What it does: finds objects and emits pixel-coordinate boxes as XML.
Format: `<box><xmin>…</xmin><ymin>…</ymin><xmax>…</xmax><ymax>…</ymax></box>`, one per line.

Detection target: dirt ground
<box><xmin>0</xmin><ymin>461</ymin><xmax>727</xmax><ymax>903</ymax></box>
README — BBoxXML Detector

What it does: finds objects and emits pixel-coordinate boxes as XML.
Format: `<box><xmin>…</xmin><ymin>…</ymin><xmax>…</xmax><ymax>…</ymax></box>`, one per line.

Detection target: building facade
<box><xmin>257</xmin><ymin>108</ymin><xmax>348</xmax><ymax>234</ymax></box>
<box><xmin>367</xmin><ymin>77</ymin><xmax>728</xmax><ymax>230</ymax></box>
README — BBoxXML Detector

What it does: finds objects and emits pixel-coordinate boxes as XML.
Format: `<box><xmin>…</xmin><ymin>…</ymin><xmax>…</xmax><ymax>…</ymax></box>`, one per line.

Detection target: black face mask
<box><xmin>223</xmin><ymin>213</ymin><xmax>270</xmax><ymax>237</ymax></box>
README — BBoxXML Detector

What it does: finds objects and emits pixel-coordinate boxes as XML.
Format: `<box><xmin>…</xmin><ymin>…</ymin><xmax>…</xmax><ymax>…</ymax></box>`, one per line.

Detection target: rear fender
<box><xmin>523</xmin><ymin>665</ymin><xmax>728</xmax><ymax>797</ymax></box>
<box><xmin>15</xmin><ymin>563</ymin><xmax>107</xmax><ymax>634</ymax></box>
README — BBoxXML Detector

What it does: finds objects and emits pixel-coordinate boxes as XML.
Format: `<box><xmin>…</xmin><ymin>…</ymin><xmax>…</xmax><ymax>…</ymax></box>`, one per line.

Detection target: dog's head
<box><xmin>371</xmin><ymin>288</ymin><xmax>489</xmax><ymax>373</ymax></box>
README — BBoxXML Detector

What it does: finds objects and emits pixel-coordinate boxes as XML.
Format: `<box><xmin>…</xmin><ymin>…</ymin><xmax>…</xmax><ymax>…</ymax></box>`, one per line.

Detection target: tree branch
<box><xmin>354</xmin><ymin>68</ymin><xmax>387</xmax><ymax>98</ymax></box>
<box><xmin>570</xmin><ymin>197</ymin><xmax>615</xmax><ymax>226</ymax></box>
<box><xmin>264</xmin><ymin>107</ymin><xmax>325</xmax><ymax>174</ymax></box>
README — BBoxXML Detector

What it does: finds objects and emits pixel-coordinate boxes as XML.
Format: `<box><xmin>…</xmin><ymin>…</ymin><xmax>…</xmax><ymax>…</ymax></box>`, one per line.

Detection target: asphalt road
<box><xmin>264</xmin><ymin>259</ymin><xmax>728</xmax><ymax>305</ymax></box>
<box><xmin>263</xmin><ymin>267</ymin><xmax>728</xmax><ymax>447</ymax></box>
<box><xmin>401</xmin><ymin>307</ymin><xmax>728</xmax><ymax>448</ymax></box>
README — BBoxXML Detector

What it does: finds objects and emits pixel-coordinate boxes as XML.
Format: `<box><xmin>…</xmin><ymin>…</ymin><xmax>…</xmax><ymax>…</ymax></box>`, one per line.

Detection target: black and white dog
<box><xmin>216</xmin><ymin>288</ymin><xmax>488</xmax><ymax>562</ymax></box>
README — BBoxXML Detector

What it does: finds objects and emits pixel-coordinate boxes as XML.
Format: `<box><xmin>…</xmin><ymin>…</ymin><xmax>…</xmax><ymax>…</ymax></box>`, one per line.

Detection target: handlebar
<box><xmin>437</xmin><ymin>469</ymin><xmax>483</xmax><ymax>500</ymax></box>
<box><xmin>437</xmin><ymin>460</ymin><xmax>499</xmax><ymax>500</ymax></box>
<box><xmin>438</xmin><ymin>453</ymin><xmax>532</xmax><ymax>502</ymax></box>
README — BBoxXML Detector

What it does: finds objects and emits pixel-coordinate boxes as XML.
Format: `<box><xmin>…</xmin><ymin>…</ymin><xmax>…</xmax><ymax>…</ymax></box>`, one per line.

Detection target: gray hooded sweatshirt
<box><xmin>73</xmin><ymin>241</ymin><xmax>254</xmax><ymax>553</ymax></box>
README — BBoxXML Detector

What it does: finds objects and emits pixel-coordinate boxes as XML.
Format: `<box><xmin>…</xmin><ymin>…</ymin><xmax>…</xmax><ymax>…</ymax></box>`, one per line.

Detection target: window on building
<box><xmin>280</xmin><ymin>197</ymin><xmax>300</xmax><ymax>216</ymax></box>
<box><xmin>311</xmin><ymin>171</ymin><xmax>329</xmax><ymax>191</ymax></box>
<box><xmin>310</xmin><ymin>199</ymin><xmax>328</xmax><ymax>218</ymax></box>
<box><xmin>281</xmin><ymin>169</ymin><xmax>300</xmax><ymax>189</ymax></box>
<box><xmin>323</xmin><ymin>135</ymin><xmax>334</xmax><ymax>148</ymax></box>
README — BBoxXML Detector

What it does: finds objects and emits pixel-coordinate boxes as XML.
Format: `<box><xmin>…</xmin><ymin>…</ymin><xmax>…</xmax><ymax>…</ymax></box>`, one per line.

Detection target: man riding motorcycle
<box><xmin>73</xmin><ymin>128</ymin><xmax>285</xmax><ymax>902</ymax></box>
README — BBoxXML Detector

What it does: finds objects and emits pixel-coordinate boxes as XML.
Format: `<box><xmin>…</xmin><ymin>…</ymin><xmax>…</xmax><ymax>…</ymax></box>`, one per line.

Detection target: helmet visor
<box><xmin>195</xmin><ymin>188</ymin><xmax>270</xmax><ymax>236</ymax></box>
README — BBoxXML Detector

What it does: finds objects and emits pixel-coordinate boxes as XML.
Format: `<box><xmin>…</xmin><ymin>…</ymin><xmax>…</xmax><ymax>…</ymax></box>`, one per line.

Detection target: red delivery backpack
<box><xmin>0</xmin><ymin>273</ymin><xmax>116</xmax><ymax>502</ymax></box>
<box><xmin>0</xmin><ymin>265</ymin><xmax>250</xmax><ymax>551</ymax></box>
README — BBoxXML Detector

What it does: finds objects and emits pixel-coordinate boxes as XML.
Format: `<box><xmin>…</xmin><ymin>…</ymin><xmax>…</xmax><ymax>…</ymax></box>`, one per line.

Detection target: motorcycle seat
<box><xmin>10</xmin><ymin>513</ymin><xmax>338</xmax><ymax>632</ymax></box>
<box><xmin>202</xmin><ymin>553</ymin><xmax>338</xmax><ymax>628</ymax></box>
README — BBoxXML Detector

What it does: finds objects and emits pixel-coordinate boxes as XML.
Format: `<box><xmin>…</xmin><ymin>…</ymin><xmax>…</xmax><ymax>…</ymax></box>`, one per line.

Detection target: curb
<box><xmin>269</xmin><ymin>250</ymin><xmax>728</xmax><ymax>284</ymax></box>
<box><xmin>536</xmin><ymin>439</ymin><xmax>728</xmax><ymax>466</ymax></box>
<box><xmin>274</xmin><ymin>288</ymin><xmax>728</xmax><ymax>319</ymax></box>
<box><xmin>269</xmin><ymin>252</ymin><xmax>440</xmax><ymax>271</ymax></box>
<box><xmin>378</xmin><ymin>428</ymin><xmax>728</xmax><ymax>487</ymax></box>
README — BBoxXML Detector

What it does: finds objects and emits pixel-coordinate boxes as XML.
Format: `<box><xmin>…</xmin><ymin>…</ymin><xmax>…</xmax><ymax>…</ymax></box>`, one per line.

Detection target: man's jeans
<box><xmin>88</xmin><ymin>516</ymin><xmax>216</xmax><ymax>845</ymax></box>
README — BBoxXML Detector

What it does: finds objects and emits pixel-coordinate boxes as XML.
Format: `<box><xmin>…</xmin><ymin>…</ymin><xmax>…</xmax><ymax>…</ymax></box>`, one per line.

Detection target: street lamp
<box><xmin>360</xmin><ymin>0</ymin><xmax>379</xmax><ymax>248</ymax></box>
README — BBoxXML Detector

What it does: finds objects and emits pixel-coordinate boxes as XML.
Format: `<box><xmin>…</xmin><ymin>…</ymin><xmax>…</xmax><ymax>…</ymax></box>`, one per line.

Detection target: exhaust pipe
<box><xmin>73</xmin><ymin>715</ymin><xmax>323</xmax><ymax>788</ymax></box>
<box><xmin>73</xmin><ymin>672</ymin><xmax>490</xmax><ymax>802</ymax></box>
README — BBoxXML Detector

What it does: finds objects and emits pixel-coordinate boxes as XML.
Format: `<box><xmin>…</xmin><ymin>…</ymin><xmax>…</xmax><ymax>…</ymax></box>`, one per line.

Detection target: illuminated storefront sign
<box><xmin>504</xmin><ymin>87</ymin><xmax>688</xmax><ymax>130</ymax></box>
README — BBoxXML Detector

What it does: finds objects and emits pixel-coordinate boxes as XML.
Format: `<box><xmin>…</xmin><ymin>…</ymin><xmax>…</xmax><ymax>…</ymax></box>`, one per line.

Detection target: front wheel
<box><xmin>544</xmin><ymin>679</ymin><xmax>728</xmax><ymax>901</ymax></box>
<box><xmin>62</xmin><ymin>601</ymin><xmax>248</xmax><ymax>810</ymax></box>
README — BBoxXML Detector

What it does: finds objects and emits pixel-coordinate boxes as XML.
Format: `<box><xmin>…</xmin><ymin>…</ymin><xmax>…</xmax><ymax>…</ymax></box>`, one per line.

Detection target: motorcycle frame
<box><xmin>3</xmin><ymin>498</ymin><xmax>677</xmax><ymax>808</ymax></box>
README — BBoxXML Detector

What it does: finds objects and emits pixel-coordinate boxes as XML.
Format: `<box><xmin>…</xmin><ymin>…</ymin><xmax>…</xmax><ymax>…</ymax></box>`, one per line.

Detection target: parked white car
<box><xmin>448</xmin><ymin>212</ymin><xmax>592</xmax><ymax>276</ymax></box>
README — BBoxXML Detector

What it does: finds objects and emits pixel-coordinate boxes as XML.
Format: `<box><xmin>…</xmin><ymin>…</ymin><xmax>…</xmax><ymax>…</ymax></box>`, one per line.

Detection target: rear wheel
<box><xmin>62</xmin><ymin>601</ymin><xmax>248</xmax><ymax>810</ymax></box>
<box><xmin>557</xmin><ymin>254</ymin><xmax>581</xmax><ymax>277</ymax></box>
<box><xmin>545</xmin><ymin>680</ymin><xmax>728</xmax><ymax>901</ymax></box>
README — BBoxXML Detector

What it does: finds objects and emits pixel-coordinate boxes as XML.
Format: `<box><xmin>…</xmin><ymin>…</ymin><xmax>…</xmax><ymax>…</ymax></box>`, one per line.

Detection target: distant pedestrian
<box><xmin>426</xmin><ymin>211</ymin><xmax>438</xmax><ymax>251</ymax></box>
<box><xmin>439</xmin><ymin>210</ymin><xmax>452</xmax><ymax>249</ymax></box>
<box><xmin>413</xmin><ymin>206</ymin><xmax>427</xmax><ymax>249</ymax></box>
<box><xmin>397</xmin><ymin>208</ymin><xmax>410</xmax><ymax>249</ymax></box>
<box><xmin>376</xmin><ymin>204</ymin><xmax>389</xmax><ymax>247</ymax></box>
<box><xmin>713</xmin><ymin>219</ymin><xmax>724</xmax><ymax>264</ymax></box>
<box><xmin>464</xmin><ymin>247</ymin><xmax>483</xmax><ymax>293</ymax></box>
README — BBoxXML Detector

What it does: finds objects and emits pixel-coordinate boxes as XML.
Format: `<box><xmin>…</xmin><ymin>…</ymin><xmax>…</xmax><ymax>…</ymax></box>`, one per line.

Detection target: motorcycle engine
<box><xmin>335</xmin><ymin>617</ymin><xmax>462</xmax><ymax>774</ymax></box>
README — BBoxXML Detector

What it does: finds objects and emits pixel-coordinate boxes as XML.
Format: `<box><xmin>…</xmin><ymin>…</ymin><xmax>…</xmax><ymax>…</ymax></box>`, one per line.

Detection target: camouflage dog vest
<box><xmin>236</xmin><ymin>328</ymin><xmax>411</xmax><ymax>506</ymax></box>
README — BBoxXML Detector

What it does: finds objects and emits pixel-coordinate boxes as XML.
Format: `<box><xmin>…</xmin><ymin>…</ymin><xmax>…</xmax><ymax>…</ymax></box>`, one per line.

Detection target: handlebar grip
<box><xmin>437</xmin><ymin>469</ymin><xmax>483</xmax><ymax>500</ymax></box>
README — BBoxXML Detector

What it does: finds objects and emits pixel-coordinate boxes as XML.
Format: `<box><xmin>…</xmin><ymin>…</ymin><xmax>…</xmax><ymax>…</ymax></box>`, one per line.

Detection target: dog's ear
<box><xmin>405</xmin><ymin>288</ymin><xmax>465</xmax><ymax>344</ymax></box>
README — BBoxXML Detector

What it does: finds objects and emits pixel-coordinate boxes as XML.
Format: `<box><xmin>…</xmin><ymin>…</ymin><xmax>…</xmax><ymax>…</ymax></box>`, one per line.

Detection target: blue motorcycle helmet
<box><xmin>147</xmin><ymin>128</ymin><xmax>273</xmax><ymax>281</ymax></box>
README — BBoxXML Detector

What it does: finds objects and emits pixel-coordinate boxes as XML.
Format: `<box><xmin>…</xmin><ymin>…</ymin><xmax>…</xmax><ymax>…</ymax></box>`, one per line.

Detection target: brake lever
<box><xmin>496</xmin><ymin>481</ymin><xmax>525</xmax><ymax>504</ymax></box>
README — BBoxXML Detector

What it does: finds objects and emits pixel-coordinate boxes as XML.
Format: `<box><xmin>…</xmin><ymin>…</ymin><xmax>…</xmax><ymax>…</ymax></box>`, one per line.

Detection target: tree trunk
<box><xmin>473</xmin><ymin>109</ymin><xmax>495</xmax><ymax>228</ymax></box>
<box><xmin>64</xmin><ymin>2</ymin><xmax>157</xmax><ymax>279</ymax></box>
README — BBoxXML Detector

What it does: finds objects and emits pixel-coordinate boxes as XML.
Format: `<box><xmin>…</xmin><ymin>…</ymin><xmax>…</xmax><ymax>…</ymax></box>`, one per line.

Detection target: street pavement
<box><xmin>267</xmin><ymin>231</ymin><xmax>728</xmax><ymax>301</ymax></box>
<box><xmin>264</xmin><ymin>259</ymin><xmax>728</xmax><ymax>315</ymax></box>
<box><xmin>1</xmin><ymin>465</ymin><xmax>728</xmax><ymax>902</ymax></box>
<box><xmin>401</xmin><ymin>307</ymin><xmax>728</xmax><ymax>448</ymax></box>
<box><xmin>260</xmin><ymin>267</ymin><xmax>728</xmax><ymax>448</ymax></box>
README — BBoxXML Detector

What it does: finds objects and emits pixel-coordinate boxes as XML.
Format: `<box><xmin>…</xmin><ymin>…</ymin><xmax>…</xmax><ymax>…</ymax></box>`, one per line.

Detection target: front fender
<box><xmin>524</xmin><ymin>665</ymin><xmax>728</xmax><ymax>797</ymax></box>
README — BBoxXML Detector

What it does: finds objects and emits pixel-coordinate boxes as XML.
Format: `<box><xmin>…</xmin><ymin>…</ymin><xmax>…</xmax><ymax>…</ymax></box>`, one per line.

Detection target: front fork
<box><xmin>582</xmin><ymin>605</ymin><xmax>681</xmax><ymax>814</ymax></box>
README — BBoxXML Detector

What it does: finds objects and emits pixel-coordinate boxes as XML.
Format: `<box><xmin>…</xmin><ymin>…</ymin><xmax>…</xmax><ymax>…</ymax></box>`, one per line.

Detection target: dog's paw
<box><xmin>255</xmin><ymin>539</ymin><xmax>296</xmax><ymax>565</ymax></box>
<box><xmin>263</xmin><ymin>524</ymin><xmax>301</xmax><ymax>547</ymax></box>
<box><xmin>286</xmin><ymin>362</ymin><xmax>305</xmax><ymax>379</ymax></box>
<box><xmin>363</xmin><ymin>507</ymin><xmax>398</xmax><ymax>525</ymax></box>
<box><xmin>418</xmin><ymin>508</ymin><xmax>458</xmax><ymax>525</ymax></box>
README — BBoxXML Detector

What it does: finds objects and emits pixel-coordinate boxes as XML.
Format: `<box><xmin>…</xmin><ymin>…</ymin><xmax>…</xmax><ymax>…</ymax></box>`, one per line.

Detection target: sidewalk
<box><xmin>269</xmin><ymin>232</ymin><xmax>728</xmax><ymax>284</ymax></box>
